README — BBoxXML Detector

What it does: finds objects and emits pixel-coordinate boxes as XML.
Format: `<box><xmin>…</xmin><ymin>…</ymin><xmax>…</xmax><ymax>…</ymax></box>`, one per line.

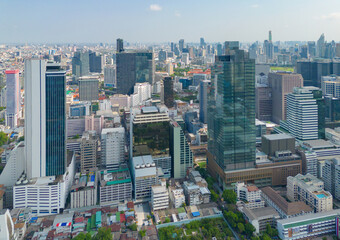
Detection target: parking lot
<box><xmin>134</xmin><ymin>202</ymin><xmax>151</xmax><ymax>229</ymax></box>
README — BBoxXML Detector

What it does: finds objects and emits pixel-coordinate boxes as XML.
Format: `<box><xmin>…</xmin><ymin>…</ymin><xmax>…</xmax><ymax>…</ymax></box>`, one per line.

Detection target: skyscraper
<box><xmin>199</xmin><ymin>80</ymin><xmax>211</xmax><ymax>124</ymax></box>
<box><xmin>224</xmin><ymin>41</ymin><xmax>239</xmax><ymax>54</ymax></box>
<box><xmin>104</xmin><ymin>65</ymin><xmax>116</xmax><ymax>87</ymax></box>
<box><xmin>207</xmin><ymin>49</ymin><xmax>256</xmax><ymax>173</ymax></box>
<box><xmin>116</xmin><ymin>38</ymin><xmax>124</xmax><ymax>53</ymax></box>
<box><xmin>72</xmin><ymin>50</ymin><xmax>89</xmax><ymax>79</ymax></box>
<box><xmin>116</xmin><ymin>51</ymin><xmax>154</xmax><ymax>95</ymax></box>
<box><xmin>269</xmin><ymin>30</ymin><xmax>272</xmax><ymax>42</ymax></box>
<box><xmin>179</xmin><ymin>39</ymin><xmax>184</xmax><ymax>52</ymax></box>
<box><xmin>89</xmin><ymin>51</ymin><xmax>104</xmax><ymax>73</ymax></box>
<box><xmin>200</xmin><ymin>37</ymin><xmax>205</xmax><ymax>48</ymax></box>
<box><xmin>5</xmin><ymin>70</ymin><xmax>20</xmax><ymax>128</ymax></box>
<box><xmin>79</xmin><ymin>78</ymin><xmax>99</xmax><ymax>101</ymax></box>
<box><xmin>25</xmin><ymin>60</ymin><xmax>66</xmax><ymax>179</ymax></box>
<box><xmin>317</xmin><ymin>33</ymin><xmax>325</xmax><ymax>58</ymax></box>
<box><xmin>163</xmin><ymin>76</ymin><xmax>174</xmax><ymax>108</ymax></box>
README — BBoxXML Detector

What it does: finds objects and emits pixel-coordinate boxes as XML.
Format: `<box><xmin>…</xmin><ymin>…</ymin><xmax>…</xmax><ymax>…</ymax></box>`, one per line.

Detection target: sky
<box><xmin>1</xmin><ymin>0</ymin><xmax>340</xmax><ymax>44</ymax></box>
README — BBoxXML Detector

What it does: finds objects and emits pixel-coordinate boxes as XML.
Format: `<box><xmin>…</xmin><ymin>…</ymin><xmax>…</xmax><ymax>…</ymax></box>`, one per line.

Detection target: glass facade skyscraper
<box><xmin>45</xmin><ymin>63</ymin><xmax>66</xmax><ymax>176</ymax></box>
<box><xmin>208</xmin><ymin>50</ymin><xmax>256</xmax><ymax>172</ymax></box>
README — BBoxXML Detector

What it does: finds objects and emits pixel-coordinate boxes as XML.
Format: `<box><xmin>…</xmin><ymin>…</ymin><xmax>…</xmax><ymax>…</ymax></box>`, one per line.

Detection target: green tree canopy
<box><xmin>222</xmin><ymin>189</ymin><xmax>237</xmax><ymax>204</ymax></box>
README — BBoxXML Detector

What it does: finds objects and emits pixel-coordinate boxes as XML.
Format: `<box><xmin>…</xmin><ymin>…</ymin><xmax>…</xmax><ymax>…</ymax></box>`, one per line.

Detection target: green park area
<box><xmin>270</xmin><ymin>66</ymin><xmax>294</xmax><ymax>72</ymax></box>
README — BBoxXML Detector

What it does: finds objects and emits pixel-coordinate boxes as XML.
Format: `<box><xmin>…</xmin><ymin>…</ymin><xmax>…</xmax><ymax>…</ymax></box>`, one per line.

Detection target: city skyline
<box><xmin>2</xmin><ymin>0</ymin><xmax>340</xmax><ymax>43</ymax></box>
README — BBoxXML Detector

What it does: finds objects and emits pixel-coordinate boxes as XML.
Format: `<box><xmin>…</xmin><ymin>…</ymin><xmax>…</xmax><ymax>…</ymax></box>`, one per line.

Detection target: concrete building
<box><xmin>101</xmin><ymin>127</ymin><xmax>125</xmax><ymax>170</ymax></box>
<box><xmin>5</xmin><ymin>70</ymin><xmax>20</xmax><ymax>128</ymax></box>
<box><xmin>199</xmin><ymin>80</ymin><xmax>211</xmax><ymax>124</ymax></box>
<box><xmin>281</xmin><ymin>87</ymin><xmax>319</xmax><ymax>140</ymax></box>
<box><xmin>151</xmin><ymin>180</ymin><xmax>169</xmax><ymax>211</ymax></box>
<box><xmin>72</xmin><ymin>50</ymin><xmax>89</xmax><ymax>79</ymax></box>
<box><xmin>13</xmin><ymin>152</ymin><xmax>75</xmax><ymax>216</ymax></box>
<box><xmin>70</xmin><ymin>170</ymin><xmax>97</xmax><ymax>209</ymax></box>
<box><xmin>277</xmin><ymin>209</ymin><xmax>340</xmax><ymax>240</ymax></box>
<box><xmin>89</xmin><ymin>51</ymin><xmax>104</xmax><ymax>73</ymax></box>
<box><xmin>235</xmin><ymin>182</ymin><xmax>265</xmax><ymax>209</ymax></box>
<box><xmin>182</xmin><ymin>181</ymin><xmax>210</xmax><ymax>206</ymax></box>
<box><xmin>321</xmin><ymin>75</ymin><xmax>340</xmax><ymax>97</ymax></box>
<box><xmin>323</xmin><ymin>158</ymin><xmax>340</xmax><ymax>200</ymax></box>
<box><xmin>268</xmin><ymin>72</ymin><xmax>303</xmax><ymax>124</ymax></box>
<box><xmin>242</xmin><ymin>206</ymin><xmax>280</xmax><ymax>234</ymax></box>
<box><xmin>67</xmin><ymin>117</ymin><xmax>85</xmax><ymax>137</ymax></box>
<box><xmin>287</xmin><ymin>173</ymin><xmax>333</xmax><ymax>213</ymax></box>
<box><xmin>80</xmin><ymin>131</ymin><xmax>98</xmax><ymax>172</ymax></box>
<box><xmin>79</xmin><ymin>78</ymin><xmax>99</xmax><ymax>101</ymax></box>
<box><xmin>99</xmin><ymin>167</ymin><xmax>132</xmax><ymax>206</ymax></box>
<box><xmin>163</xmin><ymin>76</ymin><xmax>174</xmax><ymax>108</ymax></box>
<box><xmin>85</xmin><ymin>114</ymin><xmax>104</xmax><ymax>135</ymax></box>
<box><xmin>262</xmin><ymin>134</ymin><xmax>295</xmax><ymax>156</ymax></box>
<box><xmin>262</xmin><ymin>186</ymin><xmax>313</xmax><ymax>219</ymax></box>
<box><xmin>104</xmin><ymin>65</ymin><xmax>116</xmax><ymax>87</ymax></box>
<box><xmin>131</xmin><ymin>155</ymin><xmax>158</xmax><ymax>201</ymax></box>
<box><xmin>170</xmin><ymin>120</ymin><xmax>194</xmax><ymax>179</ymax></box>
<box><xmin>0</xmin><ymin>209</ymin><xmax>14</xmax><ymax>240</ymax></box>
<box><xmin>169</xmin><ymin>184</ymin><xmax>185</xmax><ymax>208</ymax></box>
<box><xmin>255</xmin><ymin>84</ymin><xmax>272</xmax><ymax>121</ymax></box>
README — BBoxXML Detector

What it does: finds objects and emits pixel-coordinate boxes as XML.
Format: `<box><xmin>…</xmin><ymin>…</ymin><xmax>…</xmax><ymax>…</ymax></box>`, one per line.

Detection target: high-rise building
<box><xmin>321</xmin><ymin>76</ymin><xmax>340</xmax><ymax>97</ymax></box>
<box><xmin>224</xmin><ymin>41</ymin><xmax>239</xmax><ymax>54</ymax></box>
<box><xmin>104</xmin><ymin>65</ymin><xmax>116</xmax><ymax>87</ymax></box>
<box><xmin>281</xmin><ymin>87</ymin><xmax>319</xmax><ymax>141</ymax></box>
<box><xmin>101</xmin><ymin>127</ymin><xmax>125</xmax><ymax>170</ymax></box>
<box><xmin>300</xmin><ymin>45</ymin><xmax>308</xmax><ymax>58</ymax></box>
<box><xmin>163</xmin><ymin>76</ymin><xmax>174</xmax><ymax>108</ymax></box>
<box><xmin>199</xmin><ymin>80</ymin><xmax>211</xmax><ymax>124</ymax></box>
<box><xmin>25</xmin><ymin>60</ymin><xmax>66</xmax><ymax>179</ymax></box>
<box><xmin>308</xmin><ymin>41</ymin><xmax>316</xmax><ymax>57</ymax></box>
<box><xmin>80</xmin><ymin>131</ymin><xmax>98</xmax><ymax>172</ymax></box>
<box><xmin>170</xmin><ymin>120</ymin><xmax>193</xmax><ymax>179</ymax></box>
<box><xmin>317</xmin><ymin>33</ymin><xmax>325</xmax><ymax>58</ymax></box>
<box><xmin>216</xmin><ymin>43</ymin><xmax>223</xmax><ymax>56</ymax></box>
<box><xmin>255</xmin><ymin>85</ymin><xmax>272</xmax><ymax>121</ymax></box>
<box><xmin>116</xmin><ymin>38</ymin><xmax>124</xmax><ymax>53</ymax></box>
<box><xmin>72</xmin><ymin>51</ymin><xmax>89</xmax><ymax>79</ymax></box>
<box><xmin>89</xmin><ymin>51</ymin><xmax>104</xmax><ymax>73</ymax></box>
<box><xmin>200</xmin><ymin>37</ymin><xmax>205</xmax><ymax>48</ymax></box>
<box><xmin>79</xmin><ymin>78</ymin><xmax>99</xmax><ymax>101</ymax></box>
<box><xmin>116</xmin><ymin>51</ymin><xmax>154</xmax><ymax>95</ymax></box>
<box><xmin>268</xmin><ymin>72</ymin><xmax>303</xmax><ymax>124</ymax></box>
<box><xmin>207</xmin><ymin>49</ymin><xmax>256</xmax><ymax>174</ymax></box>
<box><xmin>5</xmin><ymin>70</ymin><xmax>20</xmax><ymax>128</ymax></box>
<box><xmin>158</xmin><ymin>50</ymin><xmax>167</xmax><ymax>62</ymax></box>
<box><xmin>263</xmin><ymin>40</ymin><xmax>273</xmax><ymax>60</ymax></box>
<box><xmin>269</xmin><ymin>30</ymin><xmax>272</xmax><ymax>42</ymax></box>
<box><xmin>179</xmin><ymin>39</ymin><xmax>184</xmax><ymax>52</ymax></box>
<box><xmin>323</xmin><ymin>158</ymin><xmax>340</xmax><ymax>200</ymax></box>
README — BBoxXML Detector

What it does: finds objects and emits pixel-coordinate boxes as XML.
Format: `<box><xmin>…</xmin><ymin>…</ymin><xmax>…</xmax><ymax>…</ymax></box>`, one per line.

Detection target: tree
<box><xmin>322</xmin><ymin>237</ymin><xmax>327</xmax><ymax>240</ymax></box>
<box><xmin>237</xmin><ymin>223</ymin><xmax>245</xmax><ymax>234</ymax></box>
<box><xmin>164</xmin><ymin>217</ymin><xmax>170</xmax><ymax>223</ymax></box>
<box><xmin>261</xmin><ymin>234</ymin><xmax>271</xmax><ymax>240</ymax></box>
<box><xmin>222</xmin><ymin>190</ymin><xmax>237</xmax><ymax>204</ymax></box>
<box><xmin>210</xmin><ymin>189</ymin><xmax>219</xmax><ymax>202</ymax></box>
<box><xmin>93</xmin><ymin>227</ymin><xmax>112</xmax><ymax>240</ymax></box>
<box><xmin>245</xmin><ymin>223</ymin><xmax>256</xmax><ymax>236</ymax></box>
<box><xmin>73</xmin><ymin>232</ymin><xmax>92</xmax><ymax>240</ymax></box>
<box><xmin>139</xmin><ymin>230</ymin><xmax>146</xmax><ymax>237</ymax></box>
<box><xmin>129</xmin><ymin>223</ymin><xmax>137</xmax><ymax>231</ymax></box>
<box><xmin>0</xmin><ymin>132</ymin><xmax>8</xmax><ymax>146</ymax></box>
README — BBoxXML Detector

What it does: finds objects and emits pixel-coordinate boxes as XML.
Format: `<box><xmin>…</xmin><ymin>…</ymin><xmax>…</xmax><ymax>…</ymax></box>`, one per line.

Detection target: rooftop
<box><xmin>263</xmin><ymin>133</ymin><xmax>294</xmax><ymax>141</ymax></box>
<box><xmin>243</xmin><ymin>206</ymin><xmax>279</xmax><ymax>221</ymax></box>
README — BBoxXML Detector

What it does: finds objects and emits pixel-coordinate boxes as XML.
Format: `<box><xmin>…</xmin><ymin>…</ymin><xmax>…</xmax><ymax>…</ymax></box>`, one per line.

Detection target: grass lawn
<box><xmin>198</xmin><ymin>161</ymin><xmax>207</xmax><ymax>168</ymax></box>
<box><xmin>270</xmin><ymin>66</ymin><xmax>294</xmax><ymax>72</ymax></box>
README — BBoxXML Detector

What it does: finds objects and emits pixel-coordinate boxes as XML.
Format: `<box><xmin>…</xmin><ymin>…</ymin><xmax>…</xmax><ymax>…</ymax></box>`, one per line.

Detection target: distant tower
<box><xmin>269</xmin><ymin>30</ymin><xmax>272</xmax><ymax>42</ymax></box>
<box><xmin>117</xmin><ymin>38</ymin><xmax>124</xmax><ymax>53</ymax></box>
<box><xmin>199</xmin><ymin>80</ymin><xmax>211</xmax><ymax>124</ymax></box>
<box><xmin>5</xmin><ymin>70</ymin><xmax>20</xmax><ymax>128</ymax></box>
<box><xmin>179</xmin><ymin>39</ymin><xmax>184</xmax><ymax>52</ymax></box>
<box><xmin>163</xmin><ymin>76</ymin><xmax>174</xmax><ymax>108</ymax></box>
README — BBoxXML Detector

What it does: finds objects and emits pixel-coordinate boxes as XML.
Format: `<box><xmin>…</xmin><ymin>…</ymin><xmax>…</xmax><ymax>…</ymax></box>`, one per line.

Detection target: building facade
<box><xmin>5</xmin><ymin>70</ymin><xmax>20</xmax><ymax>128</ymax></box>
<box><xmin>79</xmin><ymin>78</ymin><xmax>99</xmax><ymax>101</ymax></box>
<box><xmin>101</xmin><ymin>127</ymin><xmax>125</xmax><ymax>170</ymax></box>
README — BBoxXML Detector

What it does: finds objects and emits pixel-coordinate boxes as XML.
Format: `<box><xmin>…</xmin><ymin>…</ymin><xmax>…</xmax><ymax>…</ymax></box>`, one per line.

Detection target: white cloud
<box><xmin>319</xmin><ymin>12</ymin><xmax>340</xmax><ymax>20</ymax></box>
<box><xmin>251</xmin><ymin>4</ymin><xmax>259</xmax><ymax>8</ymax></box>
<box><xmin>175</xmin><ymin>11</ymin><xmax>181</xmax><ymax>17</ymax></box>
<box><xmin>150</xmin><ymin>4</ymin><xmax>162</xmax><ymax>11</ymax></box>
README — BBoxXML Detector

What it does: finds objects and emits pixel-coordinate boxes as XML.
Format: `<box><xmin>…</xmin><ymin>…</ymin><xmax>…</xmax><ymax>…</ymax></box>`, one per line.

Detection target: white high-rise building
<box><xmin>25</xmin><ymin>59</ymin><xmax>47</xmax><ymax>179</ymax></box>
<box><xmin>101</xmin><ymin>127</ymin><xmax>125</xmax><ymax>170</ymax></box>
<box><xmin>323</xmin><ymin>158</ymin><xmax>340</xmax><ymax>201</ymax></box>
<box><xmin>321</xmin><ymin>76</ymin><xmax>340</xmax><ymax>97</ymax></box>
<box><xmin>5</xmin><ymin>70</ymin><xmax>20</xmax><ymax>128</ymax></box>
<box><xmin>281</xmin><ymin>87</ymin><xmax>319</xmax><ymax>141</ymax></box>
<box><xmin>151</xmin><ymin>180</ymin><xmax>169</xmax><ymax>211</ymax></box>
<box><xmin>104</xmin><ymin>65</ymin><xmax>116</xmax><ymax>87</ymax></box>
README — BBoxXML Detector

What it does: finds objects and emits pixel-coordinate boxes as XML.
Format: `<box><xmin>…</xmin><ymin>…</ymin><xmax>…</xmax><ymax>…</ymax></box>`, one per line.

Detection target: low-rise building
<box><xmin>235</xmin><ymin>182</ymin><xmax>265</xmax><ymax>209</ymax></box>
<box><xmin>14</xmin><ymin>222</ymin><xmax>26</xmax><ymax>240</ymax></box>
<box><xmin>287</xmin><ymin>173</ymin><xmax>333</xmax><ymax>213</ymax></box>
<box><xmin>277</xmin><ymin>209</ymin><xmax>340</xmax><ymax>240</ymax></box>
<box><xmin>70</xmin><ymin>170</ymin><xmax>98</xmax><ymax>209</ymax></box>
<box><xmin>169</xmin><ymin>183</ymin><xmax>185</xmax><ymax>208</ymax></box>
<box><xmin>151</xmin><ymin>180</ymin><xmax>169</xmax><ymax>211</ymax></box>
<box><xmin>242</xmin><ymin>206</ymin><xmax>280</xmax><ymax>234</ymax></box>
<box><xmin>182</xmin><ymin>181</ymin><xmax>210</xmax><ymax>206</ymax></box>
<box><xmin>99</xmin><ymin>167</ymin><xmax>132</xmax><ymax>206</ymax></box>
<box><xmin>261</xmin><ymin>187</ymin><xmax>313</xmax><ymax>219</ymax></box>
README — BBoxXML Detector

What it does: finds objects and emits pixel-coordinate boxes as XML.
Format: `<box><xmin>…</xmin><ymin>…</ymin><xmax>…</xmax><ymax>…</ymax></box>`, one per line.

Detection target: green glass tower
<box><xmin>207</xmin><ymin>49</ymin><xmax>256</xmax><ymax>172</ymax></box>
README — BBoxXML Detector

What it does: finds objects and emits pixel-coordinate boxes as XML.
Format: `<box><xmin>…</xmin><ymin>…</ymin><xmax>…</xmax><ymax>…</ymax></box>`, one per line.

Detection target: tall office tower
<box><xmin>79</xmin><ymin>78</ymin><xmax>99</xmax><ymax>101</ymax></box>
<box><xmin>216</xmin><ymin>43</ymin><xmax>223</xmax><ymax>56</ymax></box>
<box><xmin>72</xmin><ymin>51</ymin><xmax>89</xmax><ymax>79</ymax></box>
<box><xmin>207</xmin><ymin>49</ymin><xmax>256</xmax><ymax>173</ymax></box>
<box><xmin>89</xmin><ymin>52</ymin><xmax>104</xmax><ymax>73</ymax></box>
<box><xmin>336</xmin><ymin>43</ymin><xmax>340</xmax><ymax>57</ymax></box>
<box><xmin>25</xmin><ymin>60</ymin><xmax>66</xmax><ymax>179</ymax></box>
<box><xmin>200</xmin><ymin>37</ymin><xmax>205</xmax><ymax>48</ymax></box>
<box><xmin>104</xmin><ymin>65</ymin><xmax>116</xmax><ymax>87</ymax></box>
<box><xmin>296</xmin><ymin>60</ymin><xmax>333</xmax><ymax>87</ymax></box>
<box><xmin>158</xmin><ymin>50</ymin><xmax>167</xmax><ymax>62</ymax></box>
<box><xmin>199</xmin><ymin>80</ymin><xmax>211</xmax><ymax>124</ymax></box>
<box><xmin>163</xmin><ymin>76</ymin><xmax>174</xmax><ymax>108</ymax></box>
<box><xmin>80</xmin><ymin>131</ymin><xmax>98</xmax><ymax>172</ymax></box>
<box><xmin>281</xmin><ymin>87</ymin><xmax>318</xmax><ymax>141</ymax></box>
<box><xmin>317</xmin><ymin>33</ymin><xmax>325</xmax><ymax>58</ymax></box>
<box><xmin>300</xmin><ymin>45</ymin><xmax>308</xmax><ymax>58</ymax></box>
<box><xmin>323</xmin><ymin>158</ymin><xmax>340</xmax><ymax>200</ymax></box>
<box><xmin>5</xmin><ymin>70</ymin><xmax>20</xmax><ymax>128</ymax></box>
<box><xmin>170</xmin><ymin>120</ymin><xmax>193</xmax><ymax>179</ymax></box>
<box><xmin>170</xmin><ymin>42</ymin><xmax>174</xmax><ymax>52</ymax></box>
<box><xmin>0</xmin><ymin>87</ymin><xmax>6</xmax><ymax>108</ymax></box>
<box><xmin>101</xmin><ymin>127</ymin><xmax>125</xmax><ymax>170</ymax></box>
<box><xmin>308</xmin><ymin>41</ymin><xmax>316</xmax><ymax>58</ymax></box>
<box><xmin>255</xmin><ymin>85</ymin><xmax>272</xmax><ymax>121</ymax></box>
<box><xmin>263</xmin><ymin>40</ymin><xmax>273</xmax><ymax>60</ymax></box>
<box><xmin>322</xmin><ymin>76</ymin><xmax>340</xmax><ymax>97</ymax></box>
<box><xmin>179</xmin><ymin>39</ymin><xmax>184</xmax><ymax>52</ymax></box>
<box><xmin>268</xmin><ymin>72</ymin><xmax>303</xmax><ymax>124</ymax></box>
<box><xmin>116</xmin><ymin>38</ymin><xmax>124</xmax><ymax>53</ymax></box>
<box><xmin>269</xmin><ymin>30</ymin><xmax>272</xmax><ymax>42</ymax></box>
<box><xmin>116</xmin><ymin>51</ymin><xmax>154</xmax><ymax>95</ymax></box>
<box><xmin>224</xmin><ymin>41</ymin><xmax>239</xmax><ymax>54</ymax></box>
